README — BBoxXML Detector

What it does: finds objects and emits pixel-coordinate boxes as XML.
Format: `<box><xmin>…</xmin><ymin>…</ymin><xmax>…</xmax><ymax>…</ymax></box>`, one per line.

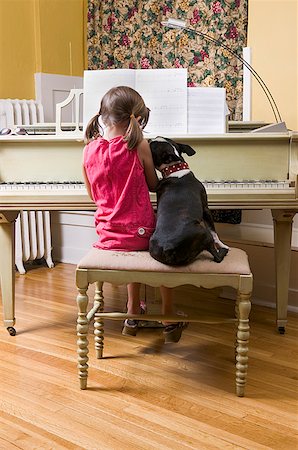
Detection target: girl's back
<box><xmin>84</xmin><ymin>135</ymin><xmax>156</xmax><ymax>251</ymax></box>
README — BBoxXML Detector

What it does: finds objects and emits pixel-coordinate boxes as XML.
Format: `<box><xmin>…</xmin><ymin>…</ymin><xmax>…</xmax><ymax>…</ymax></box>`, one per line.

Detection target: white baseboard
<box><xmin>53</xmin><ymin>247</ymin><xmax>90</xmax><ymax>265</ymax></box>
<box><xmin>51</xmin><ymin>210</ymin><xmax>96</xmax><ymax>264</ymax></box>
<box><xmin>216</xmin><ymin>220</ymin><xmax>298</xmax><ymax>250</ymax></box>
<box><xmin>221</xmin><ymin>285</ymin><xmax>298</xmax><ymax>313</ymax></box>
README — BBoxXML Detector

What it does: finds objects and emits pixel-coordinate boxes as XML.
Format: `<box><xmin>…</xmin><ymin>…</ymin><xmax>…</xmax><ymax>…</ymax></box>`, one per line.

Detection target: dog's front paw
<box><xmin>213</xmin><ymin>247</ymin><xmax>229</xmax><ymax>263</ymax></box>
<box><xmin>211</xmin><ymin>231</ymin><xmax>230</xmax><ymax>250</ymax></box>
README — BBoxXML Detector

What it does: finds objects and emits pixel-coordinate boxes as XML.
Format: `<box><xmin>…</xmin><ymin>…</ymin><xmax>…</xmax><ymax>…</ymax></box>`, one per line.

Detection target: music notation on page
<box><xmin>83</xmin><ymin>68</ymin><xmax>188</xmax><ymax>134</ymax></box>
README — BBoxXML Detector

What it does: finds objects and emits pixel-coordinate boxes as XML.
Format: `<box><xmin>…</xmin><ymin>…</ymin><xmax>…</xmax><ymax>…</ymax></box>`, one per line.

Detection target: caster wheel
<box><xmin>7</xmin><ymin>326</ymin><xmax>16</xmax><ymax>336</ymax></box>
<box><xmin>278</xmin><ymin>326</ymin><xmax>285</xmax><ymax>335</ymax></box>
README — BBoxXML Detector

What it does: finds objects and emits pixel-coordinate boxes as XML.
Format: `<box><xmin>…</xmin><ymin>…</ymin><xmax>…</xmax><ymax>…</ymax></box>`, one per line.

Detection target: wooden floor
<box><xmin>0</xmin><ymin>262</ymin><xmax>297</xmax><ymax>450</ymax></box>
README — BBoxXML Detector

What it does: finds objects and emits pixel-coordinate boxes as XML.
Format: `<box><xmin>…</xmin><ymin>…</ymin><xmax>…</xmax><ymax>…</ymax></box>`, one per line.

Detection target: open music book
<box><xmin>83</xmin><ymin>69</ymin><xmax>227</xmax><ymax>135</ymax></box>
<box><xmin>83</xmin><ymin>68</ymin><xmax>188</xmax><ymax>135</ymax></box>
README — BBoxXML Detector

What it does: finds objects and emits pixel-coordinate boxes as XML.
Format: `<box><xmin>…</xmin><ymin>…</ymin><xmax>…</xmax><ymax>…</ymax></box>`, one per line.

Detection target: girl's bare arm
<box><xmin>82</xmin><ymin>148</ymin><xmax>93</xmax><ymax>200</ymax></box>
<box><xmin>137</xmin><ymin>139</ymin><xmax>159</xmax><ymax>191</ymax></box>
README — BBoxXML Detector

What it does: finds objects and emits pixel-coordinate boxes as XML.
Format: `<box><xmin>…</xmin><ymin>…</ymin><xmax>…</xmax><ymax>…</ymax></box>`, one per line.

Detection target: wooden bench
<box><xmin>76</xmin><ymin>247</ymin><xmax>253</xmax><ymax>396</ymax></box>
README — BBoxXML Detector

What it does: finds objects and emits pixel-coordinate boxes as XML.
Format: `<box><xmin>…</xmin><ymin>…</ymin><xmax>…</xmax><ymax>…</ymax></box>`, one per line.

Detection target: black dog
<box><xmin>149</xmin><ymin>137</ymin><xmax>229</xmax><ymax>266</ymax></box>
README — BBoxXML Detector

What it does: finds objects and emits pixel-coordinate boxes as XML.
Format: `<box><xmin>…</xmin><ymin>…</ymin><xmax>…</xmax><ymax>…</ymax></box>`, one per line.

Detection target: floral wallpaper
<box><xmin>87</xmin><ymin>0</ymin><xmax>248</xmax><ymax>121</ymax></box>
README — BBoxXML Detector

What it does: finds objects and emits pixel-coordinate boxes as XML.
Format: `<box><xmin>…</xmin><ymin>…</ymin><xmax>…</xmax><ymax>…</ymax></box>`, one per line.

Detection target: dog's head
<box><xmin>149</xmin><ymin>137</ymin><xmax>196</xmax><ymax>170</ymax></box>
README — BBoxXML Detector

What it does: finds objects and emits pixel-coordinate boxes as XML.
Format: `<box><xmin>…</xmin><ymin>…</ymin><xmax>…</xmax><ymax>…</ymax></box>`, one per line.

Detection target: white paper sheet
<box><xmin>187</xmin><ymin>87</ymin><xmax>227</xmax><ymax>134</ymax></box>
<box><xmin>135</xmin><ymin>69</ymin><xmax>187</xmax><ymax>135</ymax></box>
<box><xmin>83</xmin><ymin>69</ymin><xmax>135</xmax><ymax>130</ymax></box>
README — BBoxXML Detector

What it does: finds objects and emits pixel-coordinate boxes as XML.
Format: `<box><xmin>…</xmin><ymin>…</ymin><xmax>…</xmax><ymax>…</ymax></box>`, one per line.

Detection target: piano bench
<box><xmin>75</xmin><ymin>247</ymin><xmax>253</xmax><ymax>397</ymax></box>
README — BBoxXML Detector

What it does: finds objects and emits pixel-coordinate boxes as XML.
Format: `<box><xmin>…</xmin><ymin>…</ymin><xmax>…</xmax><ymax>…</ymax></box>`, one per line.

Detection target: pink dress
<box><xmin>83</xmin><ymin>136</ymin><xmax>156</xmax><ymax>251</ymax></box>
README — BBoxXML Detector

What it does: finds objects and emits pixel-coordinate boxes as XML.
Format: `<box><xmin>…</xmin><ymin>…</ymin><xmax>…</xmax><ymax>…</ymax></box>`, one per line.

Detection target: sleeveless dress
<box><xmin>83</xmin><ymin>136</ymin><xmax>156</xmax><ymax>251</ymax></box>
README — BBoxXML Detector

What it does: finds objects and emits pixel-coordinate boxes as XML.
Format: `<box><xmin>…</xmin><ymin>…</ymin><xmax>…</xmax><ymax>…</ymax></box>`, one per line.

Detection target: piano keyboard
<box><xmin>0</xmin><ymin>182</ymin><xmax>86</xmax><ymax>194</ymax></box>
<box><xmin>203</xmin><ymin>180</ymin><xmax>292</xmax><ymax>190</ymax></box>
<box><xmin>0</xmin><ymin>180</ymin><xmax>292</xmax><ymax>191</ymax></box>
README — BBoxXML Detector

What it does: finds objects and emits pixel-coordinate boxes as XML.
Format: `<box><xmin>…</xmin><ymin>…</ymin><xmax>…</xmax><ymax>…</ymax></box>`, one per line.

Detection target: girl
<box><xmin>83</xmin><ymin>86</ymin><xmax>187</xmax><ymax>343</ymax></box>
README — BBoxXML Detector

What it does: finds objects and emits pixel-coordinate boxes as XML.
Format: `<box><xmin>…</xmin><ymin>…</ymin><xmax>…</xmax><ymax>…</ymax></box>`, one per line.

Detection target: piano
<box><xmin>0</xmin><ymin>127</ymin><xmax>297</xmax><ymax>336</ymax></box>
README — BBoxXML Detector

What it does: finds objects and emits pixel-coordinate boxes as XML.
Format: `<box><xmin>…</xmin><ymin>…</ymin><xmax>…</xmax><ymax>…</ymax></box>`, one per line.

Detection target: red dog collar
<box><xmin>161</xmin><ymin>162</ymin><xmax>189</xmax><ymax>178</ymax></box>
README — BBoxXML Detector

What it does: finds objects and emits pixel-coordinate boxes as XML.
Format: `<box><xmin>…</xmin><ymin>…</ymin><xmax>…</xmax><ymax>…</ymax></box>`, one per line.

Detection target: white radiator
<box><xmin>1</xmin><ymin>98</ymin><xmax>45</xmax><ymax>126</ymax></box>
<box><xmin>15</xmin><ymin>211</ymin><xmax>54</xmax><ymax>274</ymax></box>
<box><xmin>1</xmin><ymin>98</ymin><xmax>53</xmax><ymax>273</ymax></box>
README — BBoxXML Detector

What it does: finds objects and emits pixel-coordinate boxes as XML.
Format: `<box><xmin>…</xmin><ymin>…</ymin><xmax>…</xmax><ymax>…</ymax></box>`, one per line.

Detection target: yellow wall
<box><xmin>248</xmin><ymin>0</ymin><xmax>298</xmax><ymax>130</ymax></box>
<box><xmin>37</xmin><ymin>0</ymin><xmax>86</xmax><ymax>76</ymax></box>
<box><xmin>0</xmin><ymin>0</ymin><xmax>36</xmax><ymax>98</ymax></box>
<box><xmin>0</xmin><ymin>0</ymin><xmax>86</xmax><ymax>99</ymax></box>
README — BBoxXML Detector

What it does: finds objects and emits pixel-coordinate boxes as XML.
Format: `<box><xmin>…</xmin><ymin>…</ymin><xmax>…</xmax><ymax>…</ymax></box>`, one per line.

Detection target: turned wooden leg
<box><xmin>0</xmin><ymin>211</ymin><xmax>19</xmax><ymax>335</ymax></box>
<box><xmin>235</xmin><ymin>292</ymin><xmax>251</xmax><ymax>397</ymax></box>
<box><xmin>234</xmin><ymin>296</ymin><xmax>240</xmax><ymax>357</ymax></box>
<box><xmin>271</xmin><ymin>209</ymin><xmax>297</xmax><ymax>333</ymax></box>
<box><xmin>94</xmin><ymin>282</ymin><xmax>104</xmax><ymax>359</ymax></box>
<box><xmin>76</xmin><ymin>286</ymin><xmax>89</xmax><ymax>390</ymax></box>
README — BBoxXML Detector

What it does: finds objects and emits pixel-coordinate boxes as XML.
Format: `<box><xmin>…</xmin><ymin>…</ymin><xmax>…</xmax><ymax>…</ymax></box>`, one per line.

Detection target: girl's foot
<box><xmin>122</xmin><ymin>319</ymin><xmax>138</xmax><ymax>336</ymax></box>
<box><xmin>163</xmin><ymin>322</ymin><xmax>188</xmax><ymax>344</ymax></box>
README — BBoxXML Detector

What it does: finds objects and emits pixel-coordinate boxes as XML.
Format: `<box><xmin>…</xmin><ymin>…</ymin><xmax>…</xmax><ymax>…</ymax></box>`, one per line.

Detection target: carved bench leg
<box><xmin>94</xmin><ymin>282</ymin><xmax>104</xmax><ymax>359</ymax></box>
<box><xmin>76</xmin><ymin>286</ymin><xmax>89</xmax><ymax>390</ymax></box>
<box><xmin>235</xmin><ymin>292</ymin><xmax>251</xmax><ymax>397</ymax></box>
<box><xmin>234</xmin><ymin>296</ymin><xmax>240</xmax><ymax>357</ymax></box>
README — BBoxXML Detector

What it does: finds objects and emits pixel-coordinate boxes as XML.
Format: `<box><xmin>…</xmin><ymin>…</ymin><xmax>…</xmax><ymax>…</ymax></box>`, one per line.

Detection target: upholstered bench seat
<box><xmin>76</xmin><ymin>247</ymin><xmax>253</xmax><ymax>396</ymax></box>
<box><xmin>77</xmin><ymin>247</ymin><xmax>251</xmax><ymax>274</ymax></box>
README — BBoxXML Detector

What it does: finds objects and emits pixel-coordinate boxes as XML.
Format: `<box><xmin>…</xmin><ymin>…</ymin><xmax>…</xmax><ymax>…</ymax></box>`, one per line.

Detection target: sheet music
<box><xmin>187</xmin><ymin>87</ymin><xmax>227</xmax><ymax>134</ymax></box>
<box><xmin>135</xmin><ymin>69</ymin><xmax>187</xmax><ymax>135</ymax></box>
<box><xmin>83</xmin><ymin>68</ymin><xmax>187</xmax><ymax>134</ymax></box>
<box><xmin>83</xmin><ymin>69</ymin><xmax>135</xmax><ymax>130</ymax></box>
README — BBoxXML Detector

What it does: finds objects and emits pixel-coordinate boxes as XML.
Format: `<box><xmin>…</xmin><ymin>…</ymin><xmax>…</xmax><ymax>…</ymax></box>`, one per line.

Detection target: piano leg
<box><xmin>271</xmin><ymin>209</ymin><xmax>297</xmax><ymax>334</ymax></box>
<box><xmin>0</xmin><ymin>211</ymin><xmax>19</xmax><ymax>336</ymax></box>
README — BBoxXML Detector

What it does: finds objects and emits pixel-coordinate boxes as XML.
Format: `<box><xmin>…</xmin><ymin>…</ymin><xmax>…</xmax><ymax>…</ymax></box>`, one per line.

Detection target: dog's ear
<box><xmin>163</xmin><ymin>138</ymin><xmax>196</xmax><ymax>157</ymax></box>
<box><xmin>177</xmin><ymin>143</ymin><xmax>196</xmax><ymax>157</ymax></box>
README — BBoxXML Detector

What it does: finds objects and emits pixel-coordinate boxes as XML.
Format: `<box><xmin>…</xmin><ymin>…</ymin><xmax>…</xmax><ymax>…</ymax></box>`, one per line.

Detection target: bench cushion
<box><xmin>77</xmin><ymin>247</ymin><xmax>251</xmax><ymax>275</ymax></box>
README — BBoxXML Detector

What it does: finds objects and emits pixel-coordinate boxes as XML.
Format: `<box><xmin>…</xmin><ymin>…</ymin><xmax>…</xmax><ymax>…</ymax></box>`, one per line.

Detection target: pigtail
<box><xmin>124</xmin><ymin>114</ymin><xmax>144</xmax><ymax>150</ymax></box>
<box><xmin>84</xmin><ymin>113</ymin><xmax>102</xmax><ymax>144</ymax></box>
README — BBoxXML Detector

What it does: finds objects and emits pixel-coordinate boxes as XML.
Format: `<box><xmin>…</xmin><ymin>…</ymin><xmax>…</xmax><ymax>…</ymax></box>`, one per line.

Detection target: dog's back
<box><xmin>149</xmin><ymin>137</ymin><xmax>229</xmax><ymax>266</ymax></box>
<box><xmin>150</xmin><ymin>173</ymin><xmax>218</xmax><ymax>266</ymax></box>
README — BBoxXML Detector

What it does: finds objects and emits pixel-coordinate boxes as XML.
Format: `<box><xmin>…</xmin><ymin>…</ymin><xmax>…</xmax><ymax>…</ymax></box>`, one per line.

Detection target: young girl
<box><xmin>83</xmin><ymin>86</ymin><xmax>187</xmax><ymax>343</ymax></box>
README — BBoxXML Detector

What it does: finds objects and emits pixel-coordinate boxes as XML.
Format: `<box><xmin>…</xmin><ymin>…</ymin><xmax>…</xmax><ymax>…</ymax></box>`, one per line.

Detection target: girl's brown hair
<box><xmin>84</xmin><ymin>86</ymin><xmax>150</xmax><ymax>149</ymax></box>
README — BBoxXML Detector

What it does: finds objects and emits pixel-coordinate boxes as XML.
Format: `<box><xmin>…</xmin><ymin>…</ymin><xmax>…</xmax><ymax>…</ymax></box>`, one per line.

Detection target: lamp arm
<box><xmin>185</xmin><ymin>28</ymin><xmax>282</xmax><ymax>123</ymax></box>
<box><xmin>161</xmin><ymin>19</ymin><xmax>282</xmax><ymax>123</ymax></box>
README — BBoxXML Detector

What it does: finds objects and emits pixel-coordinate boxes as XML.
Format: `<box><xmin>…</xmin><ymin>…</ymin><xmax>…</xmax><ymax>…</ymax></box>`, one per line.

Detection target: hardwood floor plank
<box><xmin>0</xmin><ymin>411</ymin><xmax>81</xmax><ymax>450</ymax></box>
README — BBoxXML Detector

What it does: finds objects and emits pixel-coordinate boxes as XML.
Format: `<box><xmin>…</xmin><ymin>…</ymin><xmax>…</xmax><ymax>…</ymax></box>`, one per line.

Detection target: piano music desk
<box><xmin>0</xmin><ymin>131</ymin><xmax>297</xmax><ymax>335</ymax></box>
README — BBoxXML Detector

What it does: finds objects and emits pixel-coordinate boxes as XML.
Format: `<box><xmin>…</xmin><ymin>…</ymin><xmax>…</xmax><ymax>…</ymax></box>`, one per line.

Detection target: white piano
<box><xmin>0</xmin><ymin>127</ymin><xmax>297</xmax><ymax>335</ymax></box>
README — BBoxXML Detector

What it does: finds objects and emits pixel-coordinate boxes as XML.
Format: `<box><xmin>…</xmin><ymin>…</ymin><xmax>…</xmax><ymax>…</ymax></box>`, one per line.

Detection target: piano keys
<box><xmin>0</xmin><ymin>179</ymin><xmax>294</xmax><ymax>193</ymax></box>
<box><xmin>0</xmin><ymin>129</ymin><xmax>297</xmax><ymax>336</ymax></box>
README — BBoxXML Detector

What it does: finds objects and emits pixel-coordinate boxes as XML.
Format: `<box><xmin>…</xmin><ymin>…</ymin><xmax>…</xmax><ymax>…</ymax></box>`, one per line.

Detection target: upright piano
<box><xmin>0</xmin><ymin>126</ymin><xmax>297</xmax><ymax>335</ymax></box>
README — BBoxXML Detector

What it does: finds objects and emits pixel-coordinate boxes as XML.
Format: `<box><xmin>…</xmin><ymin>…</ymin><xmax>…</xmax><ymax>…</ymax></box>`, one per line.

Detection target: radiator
<box><xmin>1</xmin><ymin>98</ymin><xmax>53</xmax><ymax>273</ymax></box>
<box><xmin>15</xmin><ymin>211</ymin><xmax>54</xmax><ymax>274</ymax></box>
<box><xmin>7</xmin><ymin>98</ymin><xmax>44</xmax><ymax>126</ymax></box>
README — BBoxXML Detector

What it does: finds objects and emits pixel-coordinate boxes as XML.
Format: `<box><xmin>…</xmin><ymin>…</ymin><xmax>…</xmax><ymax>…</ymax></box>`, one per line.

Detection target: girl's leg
<box><xmin>127</xmin><ymin>282</ymin><xmax>141</xmax><ymax>314</ymax></box>
<box><xmin>122</xmin><ymin>283</ymin><xmax>141</xmax><ymax>336</ymax></box>
<box><xmin>160</xmin><ymin>285</ymin><xmax>174</xmax><ymax>319</ymax></box>
<box><xmin>160</xmin><ymin>286</ymin><xmax>187</xmax><ymax>344</ymax></box>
